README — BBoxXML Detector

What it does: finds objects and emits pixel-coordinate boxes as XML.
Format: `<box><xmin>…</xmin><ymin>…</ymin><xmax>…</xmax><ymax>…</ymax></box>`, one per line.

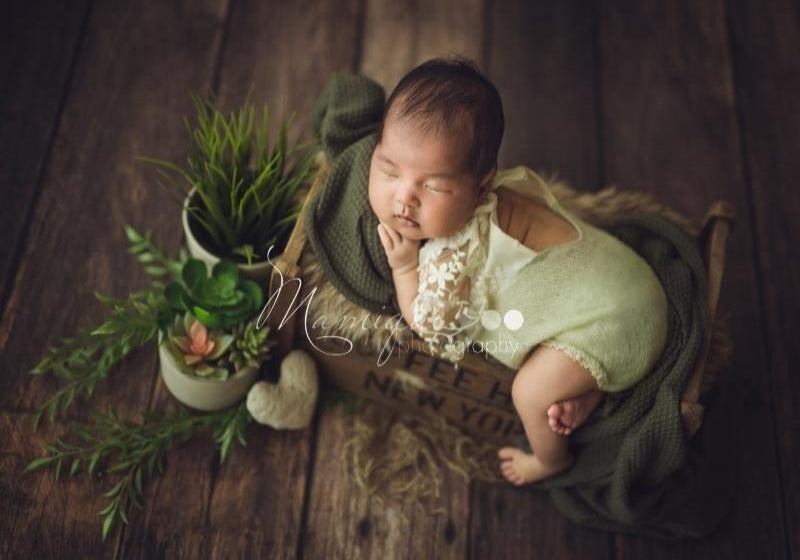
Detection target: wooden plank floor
<box><xmin>1</xmin><ymin>0</ymin><xmax>797</xmax><ymax>558</ymax></box>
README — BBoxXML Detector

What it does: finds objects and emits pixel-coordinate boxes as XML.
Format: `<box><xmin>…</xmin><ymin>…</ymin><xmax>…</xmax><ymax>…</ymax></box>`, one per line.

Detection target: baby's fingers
<box><xmin>377</xmin><ymin>223</ymin><xmax>394</xmax><ymax>250</ymax></box>
<box><xmin>380</xmin><ymin>221</ymin><xmax>402</xmax><ymax>245</ymax></box>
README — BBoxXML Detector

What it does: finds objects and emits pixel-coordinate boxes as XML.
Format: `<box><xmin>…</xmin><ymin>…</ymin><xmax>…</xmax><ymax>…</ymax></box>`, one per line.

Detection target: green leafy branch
<box><xmin>28</xmin><ymin>226</ymin><xmax>184</xmax><ymax>428</ymax></box>
<box><xmin>25</xmin><ymin>402</ymin><xmax>251</xmax><ymax>540</ymax></box>
<box><xmin>29</xmin><ymin>288</ymin><xmax>169</xmax><ymax>429</ymax></box>
<box><xmin>124</xmin><ymin>225</ymin><xmax>188</xmax><ymax>284</ymax></box>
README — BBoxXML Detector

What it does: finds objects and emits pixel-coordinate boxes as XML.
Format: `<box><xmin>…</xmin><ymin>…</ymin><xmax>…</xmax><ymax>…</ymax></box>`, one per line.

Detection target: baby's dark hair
<box><xmin>377</xmin><ymin>56</ymin><xmax>504</xmax><ymax>181</ymax></box>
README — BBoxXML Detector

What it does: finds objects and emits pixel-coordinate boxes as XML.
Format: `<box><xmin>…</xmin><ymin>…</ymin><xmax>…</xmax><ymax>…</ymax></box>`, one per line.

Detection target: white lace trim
<box><xmin>412</xmin><ymin>193</ymin><xmax>498</xmax><ymax>362</ymax></box>
<box><xmin>540</xmin><ymin>340</ymin><xmax>609</xmax><ymax>389</ymax></box>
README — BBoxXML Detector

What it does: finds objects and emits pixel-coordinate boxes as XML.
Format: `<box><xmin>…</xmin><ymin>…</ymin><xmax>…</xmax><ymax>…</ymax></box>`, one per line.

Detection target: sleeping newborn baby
<box><xmin>370</xmin><ymin>57</ymin><xmax>669</xmax><ymax>485</ymax></box>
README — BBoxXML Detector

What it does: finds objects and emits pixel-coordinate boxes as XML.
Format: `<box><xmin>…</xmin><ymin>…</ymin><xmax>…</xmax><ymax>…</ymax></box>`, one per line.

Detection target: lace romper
<box><xmin>412</xmin><ymin>166</ymin><xmax>669</xmax><ymax>392</ymax></box>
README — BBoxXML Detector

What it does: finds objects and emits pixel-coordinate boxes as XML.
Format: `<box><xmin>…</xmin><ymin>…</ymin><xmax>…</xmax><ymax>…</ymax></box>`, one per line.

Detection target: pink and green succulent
<box><xmin>166</xmin><ymin>312</ymin><xmax>234</xmax><ymax>380</ymax></box>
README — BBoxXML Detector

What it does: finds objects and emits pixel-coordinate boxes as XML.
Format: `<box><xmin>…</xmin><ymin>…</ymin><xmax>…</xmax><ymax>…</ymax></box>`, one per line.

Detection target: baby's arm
<box><xmin>377</xmin><ymin>222</ymin><xmax>420</xmax><ymax>327</ymax></box>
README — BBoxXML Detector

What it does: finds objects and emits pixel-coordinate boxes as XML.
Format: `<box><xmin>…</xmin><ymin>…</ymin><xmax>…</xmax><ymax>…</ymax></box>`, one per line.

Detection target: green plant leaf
<box><xmin>182</xmin><ymin>259</ymin><xmax>207</xmax><ymax>290</ymax></box>
<box><xmin>102</xmin><ymin>510</ymin><xmax>116</xmax><ymax>541</ymax></box>
<box><xmin>124</xmin><ymin>225</ymin><xmax>143</xmax><ymax>243</ymax></box>
<box><xmin>91</xmin><ymin>322</ymin><xmax>116</xmax><ymax>336</ymax></box>
<box><xmin>211</xmin><ymin>259</ymin><xmax>239</xmax><ymax>282</ymax></box>
<box><xmin>191</xmin><ymin>306</ymin><xmax>223</xmax><ymax>329</ymax></box>
<box><xmin>164</xmin><ymin>282</ymin><xmax>185</xmax><ymax>311</ymax></box>
<box><xmin>24</xmin><ymin>456</ymin><xmax>56</xmax><ymax>473</ymax></box>
<box><xmin>239</xmin><ymin>279</ymin><xmax>263</xmax><ymax>309</ymax></box>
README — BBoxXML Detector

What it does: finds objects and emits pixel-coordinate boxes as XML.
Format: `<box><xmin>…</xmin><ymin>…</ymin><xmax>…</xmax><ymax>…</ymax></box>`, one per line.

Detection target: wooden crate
<box><xmin>264</xmin><ymin>164</ymin><xmax>735</xmax><ymax>445</ymax></box>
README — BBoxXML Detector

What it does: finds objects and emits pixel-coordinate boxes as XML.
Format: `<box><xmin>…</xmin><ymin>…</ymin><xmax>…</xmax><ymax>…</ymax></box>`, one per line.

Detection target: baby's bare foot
<box><xmin>498</xmin><ymin>447</ymin><xmax>574</xmax><ymax>486</ymax></box>
<box><xmin>546</xmin><ymin>390</ymin><xmax>606</xmax><ymax>435</ymax></box>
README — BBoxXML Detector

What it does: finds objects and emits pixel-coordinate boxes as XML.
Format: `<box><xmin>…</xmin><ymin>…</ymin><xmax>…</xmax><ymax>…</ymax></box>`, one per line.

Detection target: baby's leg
<box><xmin>498</xmin><ymin>345</ymin><xmax>600</xmax><ymax>485</ymax></box>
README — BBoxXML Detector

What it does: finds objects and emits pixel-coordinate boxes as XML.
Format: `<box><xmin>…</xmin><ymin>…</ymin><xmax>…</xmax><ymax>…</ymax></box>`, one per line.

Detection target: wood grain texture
<box><xmin>360</xmin><ymin>0</ymin><xmax>483</xmax><ymax>94</ymax></box>
<box><xmin>0</xmin><ymin>0</ymin><xmax>228</xmax><ymax>415</ymax></box>
<box><xmin>487</xmin><ymin>0</ymin><xmax>599</xmax><ymax>189</ymax></box>
<box><xmin>0</xmin><ymin>1</ymin><xmax>89</xmax><ymax>309</ymax></box>
<box><xmin>0</xmin><ymin>0</ymin><xmax>228</xmax><ymax>556</ymax></box>
<box><xmin>216</xmin><ymin>0</ymin><xmax>362</xmax><ymax>146</ymax></box>
<box><xmin>725</xmin><ymin>0</ymin><xmax>800</xmax><ymax>556</ymax></box>
<box><xmin>598</xmin><ymin>0</ymin><xmax>786</xmax><ymax>556</ymax></box>
<box><xmin>0</xmin><ymin>412</ymin><xmax>116</xmax><ymax>559</ymax></box>
<box><xmin>469</xmin><ymin>2</ymin><xmax>611</xmax><ymax>559</ymax></box>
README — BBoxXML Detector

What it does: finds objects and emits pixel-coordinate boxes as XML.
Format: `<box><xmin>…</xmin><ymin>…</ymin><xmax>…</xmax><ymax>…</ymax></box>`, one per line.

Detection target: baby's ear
<box><xmin>478</xmin><ymin>166</ymin><xmax>496</xmax><ymax>196</ymax></box>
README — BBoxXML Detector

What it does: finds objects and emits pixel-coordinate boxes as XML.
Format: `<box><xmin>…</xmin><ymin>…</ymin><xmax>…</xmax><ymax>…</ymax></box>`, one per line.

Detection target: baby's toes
<box><xmin>560</xmin><ymin>401</ymin><xmax>576</xmax><ymax>423</ymax></box>
<box><xmin>549</xmin><ymin>417</ymin><xmax>571</xmax><ymax>435</ymax></box>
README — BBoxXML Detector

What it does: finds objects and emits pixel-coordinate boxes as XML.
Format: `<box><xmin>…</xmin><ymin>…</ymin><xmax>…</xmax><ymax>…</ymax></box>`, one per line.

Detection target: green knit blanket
<box><xmin>305</xmin><ymin>73</ymin><xmax>398</xmax><ymax>315</ymax></box>
<box><xmin>305</xmin><ymin>73</ymin><xmax>736</xmax><ymax>539</ymax></box>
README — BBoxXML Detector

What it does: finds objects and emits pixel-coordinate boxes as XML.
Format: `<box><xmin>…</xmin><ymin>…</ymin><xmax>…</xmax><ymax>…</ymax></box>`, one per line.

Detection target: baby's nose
<box><xmin>395</xmin><ymin>184</ymin><xmax>419</xmax><ymax>207</ymax></box>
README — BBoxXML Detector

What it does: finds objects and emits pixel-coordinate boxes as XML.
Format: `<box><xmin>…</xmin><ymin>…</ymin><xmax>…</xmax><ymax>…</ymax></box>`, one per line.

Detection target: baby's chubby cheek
<box><xmin>367</xmin><ymin>172</ymin><xmax>389</xmax><ymax>222</ymax></box>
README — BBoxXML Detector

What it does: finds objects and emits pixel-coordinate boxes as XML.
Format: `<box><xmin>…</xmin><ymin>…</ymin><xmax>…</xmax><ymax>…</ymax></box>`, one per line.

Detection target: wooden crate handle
<box><xmin>267</xmin><ymin>153</ymin><xmax>330</xmax><ymax>360</ymax></box>
<box><xmin>680</xmin><ymin>200</ymin><xmax>736</xmax><ymax>435</ymax></box>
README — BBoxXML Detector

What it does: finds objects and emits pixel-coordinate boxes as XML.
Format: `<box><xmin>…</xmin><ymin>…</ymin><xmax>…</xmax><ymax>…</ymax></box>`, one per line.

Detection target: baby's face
<box><xmin>368</xmin><ymin>116</ymin><xmax>488</xmax><ymax>241</ymax></box>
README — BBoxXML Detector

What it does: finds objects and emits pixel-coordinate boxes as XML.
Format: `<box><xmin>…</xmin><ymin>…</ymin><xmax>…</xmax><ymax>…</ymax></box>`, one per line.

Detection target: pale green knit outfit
<box><xmin>476</xmin><ymin>167</ymin><xmax>669</xmax><ymax>392</ymax></box>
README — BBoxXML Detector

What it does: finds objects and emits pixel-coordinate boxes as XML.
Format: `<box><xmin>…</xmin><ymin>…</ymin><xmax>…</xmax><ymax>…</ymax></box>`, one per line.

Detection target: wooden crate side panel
<box><xmin>298</xmin><ymin>336</ymin><xmax>524</xmax><ymax>445</ymax></box>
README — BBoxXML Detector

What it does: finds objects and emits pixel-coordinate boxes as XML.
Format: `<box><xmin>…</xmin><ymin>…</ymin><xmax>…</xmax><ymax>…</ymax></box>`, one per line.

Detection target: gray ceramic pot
<box><xmin>158</xmin><ymin>333</ymin><xmax>258</xmax><ymax>412</ymax></box>
<box><xmin>181</xmin><ymin>188</ymin><xmax>279</xmax><ymax>283</ymax></box>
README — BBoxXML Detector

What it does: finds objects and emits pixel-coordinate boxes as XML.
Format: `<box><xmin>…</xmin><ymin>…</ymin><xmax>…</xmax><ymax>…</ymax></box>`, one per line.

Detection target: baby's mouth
<box><xmin>394</xmin><ymin>214</ymin><xmax>419</xmax><ymax>227</ymax></box>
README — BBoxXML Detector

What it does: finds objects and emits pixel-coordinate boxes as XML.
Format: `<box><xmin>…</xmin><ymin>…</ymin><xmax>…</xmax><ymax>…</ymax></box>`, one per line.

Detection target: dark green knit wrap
<box><xmin>305</xmin><ymin>72</ymin><xmax>398</xmax><ymax>315</ymax></box>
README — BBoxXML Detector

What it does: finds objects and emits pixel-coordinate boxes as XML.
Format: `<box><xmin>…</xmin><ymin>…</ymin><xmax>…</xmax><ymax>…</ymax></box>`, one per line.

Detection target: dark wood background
<box><xmin>1</xmin><ymin>0</ymin><xmax>798</xmax><ymax>558</ymax></box>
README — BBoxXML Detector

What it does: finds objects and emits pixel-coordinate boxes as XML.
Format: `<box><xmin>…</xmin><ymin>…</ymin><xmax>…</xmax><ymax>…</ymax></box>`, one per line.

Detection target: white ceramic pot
<box><xmin>181</xmin><ymin>188</ymin><xmax>279</xmax><ymax>283</ymax></box>
<box><xmin>158</xmin><ymin>334</ymin><xmax>258</xmax><ymax>412</ymax></box>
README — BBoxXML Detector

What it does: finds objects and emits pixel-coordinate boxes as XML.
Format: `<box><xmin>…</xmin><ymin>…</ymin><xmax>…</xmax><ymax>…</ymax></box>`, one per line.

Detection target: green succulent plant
<box><xmin>165</xmin><ymin>258</ymin><xmax>263</xmax><ymax>330</ymax></box>
<box><xmin>165</xmin><ymin>312</ymin><xmax>234</xmax><ymax>380</ymax></box>
<box><xmin>224</xmin><ymin>321</ymin><xmax>273</xmax><ymax>372</ymax></box>
<box><xmin>139</xmin><ymin>93</ymin><xmax>316</xmax><ymax>263</ymax></box>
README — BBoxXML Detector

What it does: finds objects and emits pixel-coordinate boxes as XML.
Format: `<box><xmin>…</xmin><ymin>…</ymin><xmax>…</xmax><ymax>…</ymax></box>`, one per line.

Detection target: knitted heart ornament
<box><xmin>246</xmin><ymin>349</ymin><xmax>319</xmax><ymax>429</ymax></box>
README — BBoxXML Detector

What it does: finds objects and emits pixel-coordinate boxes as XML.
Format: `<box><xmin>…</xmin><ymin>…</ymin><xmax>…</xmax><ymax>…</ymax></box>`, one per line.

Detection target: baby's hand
<box><xmin>377</xmin><ymin>221</ymin><xmax>420</xmax><ymax>274</ymax></box>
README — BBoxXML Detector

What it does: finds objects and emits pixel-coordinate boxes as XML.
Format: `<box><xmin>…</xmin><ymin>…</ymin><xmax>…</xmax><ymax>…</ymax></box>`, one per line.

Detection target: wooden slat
<box><xmin>215</xmin><ymin>0</ymin><xmax>363</xmax><ymax>149</ymax></box>
<box><xmin>598</xmin><ymin>0</ymin><xmax>786</xmax><ymax>554</ymax></box>
<box><xmin>0</xmin><ymin>0</ymin><xmax>227</xmax><ymax>415</ymax></box>
<box><xmin>117</xmin><ymin>1</ymin><xmax>363</xmax><ymax>558</ymax></box>
<box><xmin>360</xmin><ymin>0</ymin><xmax>483</xmax><ymax>94</ymax></box>
<box><xmin>0</xmin><ymin>1</ymin><xmax>89</xmax><ymax>308</ymax></box>
<box><xmin>299</xmin><ymin>2</ymin><xmax>483</xmax><ymax>558</ymax></box>
<box><xmin>0</xmin><ymin>412</ymin><xmax>113</xmax><ymax>559</ymax></box>
<box><xmin>0</xmin><ymin>0</ymin><xmax>228</xmax><ymax>556</ymax></box>
<box><xmin>726</xmin><ymin>0</ymin><xmax>800</xmax><ymax>556</ymax></box>
<box><xmin>490</xmin><ymin>0</ymin><xmax>600</xmax><ymax>189</ymax></box>
<box><xmin>468</xmin><ymin>2</ymin><xmax>611</xmax><ymax>559</ymax></box>
<box><xmin>114</xmin><ymin>396</ymin><xmax>313</xmax><ymax>560</ymax></box>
